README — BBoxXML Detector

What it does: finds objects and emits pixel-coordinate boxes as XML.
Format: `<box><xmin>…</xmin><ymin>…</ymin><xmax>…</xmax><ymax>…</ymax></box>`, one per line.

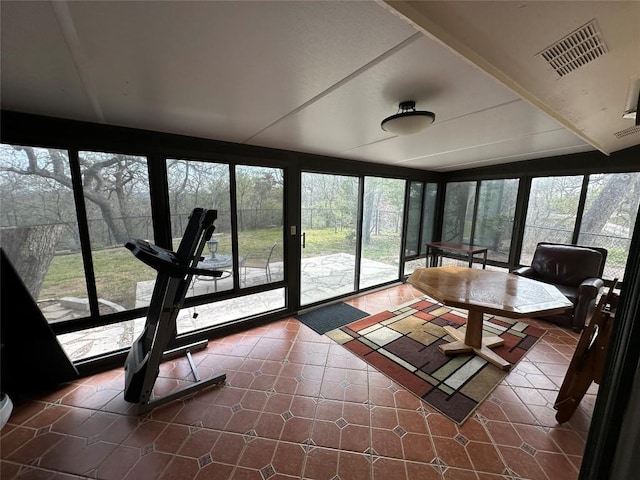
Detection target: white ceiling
<box><xmin>1</xmin><ymin>1</ymin><xmax>638</xmax><ymax>172</ymax></box>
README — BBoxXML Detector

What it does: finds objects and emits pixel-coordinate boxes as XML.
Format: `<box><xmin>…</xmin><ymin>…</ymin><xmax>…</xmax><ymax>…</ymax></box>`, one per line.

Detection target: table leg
<box><xmin>465</xmin><ymin>310</ymin><xmax>484</xmax><ymax>347</ymax></box>
<box><xmin>426</xmin><ymin>246</ymin><xmax>440</xmax><ymax>267</ymax></box>
<box><xmin>439</xmin><ymin>309</ymin><xmax>511</xmax><ymax>370</ymax></box>
<box><xmin>468</xmin><ymin>252</ymin><xmax>473</xmax><ymax>268</ymax></box>
<box><xmin>482</xmin><ymin>250</ymin><xmax>487</xmax><ymax>269</ymax></box>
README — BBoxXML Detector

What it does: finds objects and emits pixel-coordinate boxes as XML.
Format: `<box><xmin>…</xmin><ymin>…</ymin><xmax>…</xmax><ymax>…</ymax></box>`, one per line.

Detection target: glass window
<box><xmin>58</xmin><ymin>316</ymin><xmax>146</xmax><ymax>361</ymax></box>
<box><xmin>520</xmin><ymin>175</ymin><xmax>583</xmax><ymax>265</ymax></box>
<box><xmin>578</xmin><ymin>172</ymin><xmax>640</xmax><ymax>281</ymax></box>
<box><xmin>0</xmin><ymin>144</ymin><xmax>88</xmax><ymax>322</ymax></box>
<box><xmin>442</xmin><ymin>181</ymin><xmax>476</xmax><ymax>244</ymax></box>
<box><xmin>475</xmin><ymin>179</ymin><xmax>519</xmax><ymax>263</ymax></box>
<box><xmin>180</xmin><ymin>288</ymin><xmax>286</xmax><ymax>335</ymax></box>
<box><xmin>166</xmin><ymin>161</ymin><xmax>285</xmax><ymax>333</ymax></box>
<box><xmin>405</xmin><ymin>182</ymin><xmax>438</xmax><ymax>275</ymax></box>
<box><xmin>166</xmin><ymin>159</ymin><xmax>234</xmax><ymax>295</ymax></box>
<box><xmin>420</xmin><ymin>183</ymin><xmax>438</xmax><ymax>254</ymax></box>
<box><xmin>405</xmin><ymin>181</ymin><xmax>423</xmax><ymax>257</ymax></box>
<box><xmin>79</xmin><ymin>151</ymin><xmax>155</xmax><ymax>311</ymax></box>
<box><xmin>236</xmin><ymin>165</ymin><xmax>284</xmax><ymax>288</ymax></box>
<box><xmin>57</xmin><ymin>286</ymin><xmax>287</xmax><ymax>359</ymax></box>
<box><xmin>359</xmin><ymin>176</ymin><xmax>405</xmax><ymax>289</ymax></box>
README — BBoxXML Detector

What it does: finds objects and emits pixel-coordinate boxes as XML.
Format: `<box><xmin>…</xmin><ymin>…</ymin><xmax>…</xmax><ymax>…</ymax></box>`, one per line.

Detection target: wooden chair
<box><xmin>553</xmin><ymin>279</ymin><xmax>619</xmax><ymax>423</ymax></box>
<box><xmin>242</xmin><ymin>242</ymin><xmax>277</xmax><ymax>284</ymax></box>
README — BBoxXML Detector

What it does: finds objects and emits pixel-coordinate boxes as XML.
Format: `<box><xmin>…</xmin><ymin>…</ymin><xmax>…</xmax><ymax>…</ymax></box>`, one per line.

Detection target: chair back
<box><xmin>266</xmin><ymin>242</ymin><xmax>277</xmax><ymax>263</ymax></box>
<box><xmin>532</xmin><ymin>242</ymin><xmax>607</xmax><ymax>286</ymax></box>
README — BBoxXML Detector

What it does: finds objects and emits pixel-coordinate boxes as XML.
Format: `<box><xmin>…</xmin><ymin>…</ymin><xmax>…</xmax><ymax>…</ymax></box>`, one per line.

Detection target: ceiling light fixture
<box><xmin>622</xmin><ymin>77</ymin><xmax>640</xmax><ymax>126</ymax></box>
<box><xmin>622</xmin><ymin>111</ymin><xmax>636</xmax><ymax>120</ymax></box>
<box><xmin>381</xmin><ymin>101</ymin><xmax>435</xmax><ymax>135</ymax></box>
<box><xmin>622</xmin><ymin>100</ymin><xmax>639</xmax><ymax>126</ymax></box>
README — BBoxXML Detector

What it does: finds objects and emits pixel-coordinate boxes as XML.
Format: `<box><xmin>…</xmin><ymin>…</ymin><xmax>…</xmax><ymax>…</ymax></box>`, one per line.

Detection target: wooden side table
<box><xmin>426</xmin><ymin>242</ymin><xmax>488</xmax><ymax>269</ymax></box>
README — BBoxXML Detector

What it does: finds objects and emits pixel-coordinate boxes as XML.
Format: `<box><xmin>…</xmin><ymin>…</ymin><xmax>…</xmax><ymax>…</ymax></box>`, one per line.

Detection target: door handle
<box><xmin>301</xmin><ymin>232</ymin><xmax>306</xmax><ymax>248</ymax></box>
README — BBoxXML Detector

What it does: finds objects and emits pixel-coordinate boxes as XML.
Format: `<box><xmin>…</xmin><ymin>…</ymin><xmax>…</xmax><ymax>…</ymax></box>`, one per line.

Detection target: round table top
<box><xmin>198</xmin><ymin>253</ymin><xmax>235</xmax><ymax>269</ymax></box>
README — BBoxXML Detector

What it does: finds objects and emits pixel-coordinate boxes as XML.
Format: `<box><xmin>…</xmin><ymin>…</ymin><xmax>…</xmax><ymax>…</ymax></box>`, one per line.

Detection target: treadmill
<box><xmin>123</xmin><ymin>208</ymin><xmax>226</xmax><ymax>413</ymax></box>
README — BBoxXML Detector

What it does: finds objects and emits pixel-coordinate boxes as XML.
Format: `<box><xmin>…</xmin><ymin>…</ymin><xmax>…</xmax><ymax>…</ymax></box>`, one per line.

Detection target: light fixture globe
<box><xmin>206</xmin><ymin>238</ymin><xmax>219</xmax><ymax>258</ymax></box>
<box><xmin>381</xmin><ymin>101</ymin><xmax>435</xmax><ymax>135</ymax></box>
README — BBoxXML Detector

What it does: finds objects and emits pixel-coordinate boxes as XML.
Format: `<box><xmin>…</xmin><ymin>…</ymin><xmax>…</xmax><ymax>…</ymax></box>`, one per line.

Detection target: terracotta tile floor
<box><xmin>1</xmin><ymin>283</ymin><xmax>596</xmax><ymax>480</ymax></box>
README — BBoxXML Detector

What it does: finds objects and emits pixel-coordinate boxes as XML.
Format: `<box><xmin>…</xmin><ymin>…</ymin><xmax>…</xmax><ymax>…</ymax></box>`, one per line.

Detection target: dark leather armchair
<box><xmin>512</xmin><ymin>242</ymin><xmax>607</xmax><ymax>332</ymax></box>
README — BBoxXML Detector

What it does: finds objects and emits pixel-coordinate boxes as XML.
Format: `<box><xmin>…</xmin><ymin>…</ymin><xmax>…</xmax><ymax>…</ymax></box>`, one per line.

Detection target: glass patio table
<box><xmin>195</xmin><ymin>253</ymin><xmax>243</xmax><ymax>292</ymax></box>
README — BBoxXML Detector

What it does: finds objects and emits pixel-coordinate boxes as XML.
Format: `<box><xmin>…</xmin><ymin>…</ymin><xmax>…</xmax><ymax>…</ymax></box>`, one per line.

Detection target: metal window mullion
<box><xmin>228</xmin><ymin>163</ymin><xmax>240</xmax><ymax>289</ymax></box>
<box><xmin>469</xmin><ymin>181</ymin><xmax>481</xmax><ymax>246</ymax></box>
<box><xmin>148</xmin><ymin>154</ymin><xmax>172</xmax><ymax>249</ymax></box>
<box><xmin>68</xmin><ymin>149</ymin><xmax>100</xmax><ymax>318</ymax></box>
<box><xmin>509</xmin><ymin>176</ymin><xmax>531</xmax><ymax>270</ymax></box>
<box><xmin>354</xmin><ymin>176</ymin><xmax>364</xmax><ymax>291</ymax></box>
<box><xmin>398</xmin><ymin>180</ymin><xmax>412</xmax><ymax>276</ymax></box>
<box><xmin>572</xmin><ymin>174</ymin><xmax>590</xmax><ymax>245</ymax></box>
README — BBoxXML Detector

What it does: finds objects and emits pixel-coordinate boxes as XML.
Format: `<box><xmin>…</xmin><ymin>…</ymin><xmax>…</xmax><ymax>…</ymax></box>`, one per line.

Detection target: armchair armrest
<box><xmin>512</xmin><ymin>266</ymin><xmax>535</xmax><ymax>277</ymax></box>
<box><xmin>578</xmin><ymin>277</ymin><xmax>604</xmax><ymax>299</ymax></box>
<box><xmin>573</xmin><ymin>277</ymin><xmax>605</xmax><ymax>332</ymax></box>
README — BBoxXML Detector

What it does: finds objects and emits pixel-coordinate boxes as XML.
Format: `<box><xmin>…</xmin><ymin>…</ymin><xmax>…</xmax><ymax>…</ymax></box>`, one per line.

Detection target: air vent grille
<box><xmin>614</xmin><ymin>125</ymin><xmax>640</xmax><ymax>139</ymax></box>
<box><xmin>538</xmin><ymin>20</ymin><xmax>607</xmax><ymax>77</ymax></box>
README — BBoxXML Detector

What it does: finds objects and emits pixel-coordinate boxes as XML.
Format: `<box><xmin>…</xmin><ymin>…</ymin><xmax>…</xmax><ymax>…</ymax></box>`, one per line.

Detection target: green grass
<box><xmin>37</xmin><ymin>224</ymin><xmax>635</xmax><ymax>311</ymax></box>
<box><xmin>50</xmin><ymin>225</ymin><xmax>633</xmax><ymax>309</ymax></box>
<box><xmin>303</xmin><ymin>227</ymin><xmax>402</xmax><ymax>263</ymax></box>
<box><xmin>40</xmin><ymin>247</ymin><xmax>155</xmax><ymax>309</ymax></box>
<box><xmin>39</xmin><ymin>226</ymin><xmax>402</xmax><ymax>308</ymax></box>
<box><xmin>298</xmin><ymin>228</ymin><xmax>355</xmax><ymax>256</ymax></box>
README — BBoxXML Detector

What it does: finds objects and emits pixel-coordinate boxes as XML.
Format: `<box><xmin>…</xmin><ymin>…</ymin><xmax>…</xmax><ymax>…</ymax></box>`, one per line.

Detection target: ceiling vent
<box><xmin>538</xmin><ymin>19</ymin><xmax>608</xmax><ymax>77</ymax></box>
<box><xmin>613</xmin><ymin>125</ymin><xmax>640</xmax><ymax>139</ymax></box>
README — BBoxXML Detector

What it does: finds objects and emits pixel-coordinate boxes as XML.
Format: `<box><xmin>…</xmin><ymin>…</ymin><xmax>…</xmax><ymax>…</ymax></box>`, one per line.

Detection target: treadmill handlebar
<box><xmin>125</xmin><ymin>239</ymin><xmax>223</xmax><ymax>278</ymax></box>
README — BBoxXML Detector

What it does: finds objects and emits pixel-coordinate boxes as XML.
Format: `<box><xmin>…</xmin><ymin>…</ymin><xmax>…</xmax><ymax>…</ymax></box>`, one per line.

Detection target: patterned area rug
<box><xmin>327</xmin><ymin>297</ymin><xmax>546</xmax><ymax>424</ymax></box>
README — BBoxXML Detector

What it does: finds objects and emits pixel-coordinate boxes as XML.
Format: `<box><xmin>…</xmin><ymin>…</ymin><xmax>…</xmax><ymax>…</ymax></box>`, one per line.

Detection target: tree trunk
<box><xmin>0</xmin><ymin>225</ymin><xmax>65</xmax><ymax>300</ymax></box>
<box><xmin>96</xmin><ymin>201</ymin><xmax>129</xmax><ymax>244</ymax></box>
<box><xmin>581</xmin><ymin>175</ymin><xmax>633</xmax><ymax>235</ymax></box>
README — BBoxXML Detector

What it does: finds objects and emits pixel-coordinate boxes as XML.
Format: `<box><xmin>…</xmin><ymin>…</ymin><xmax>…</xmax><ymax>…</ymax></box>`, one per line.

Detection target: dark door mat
<box><xmin>296</xmin><ymin>302</ymin><xmax>369</xmax><ymax>335</ymax></box>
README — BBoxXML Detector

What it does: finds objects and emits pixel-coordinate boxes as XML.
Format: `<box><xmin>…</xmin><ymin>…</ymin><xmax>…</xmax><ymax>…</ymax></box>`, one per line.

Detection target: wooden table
<box><xmin>407</xmin><ymin>266</ymin><xmax>573</xmax><ymax>370</ymax></box>
<box><xmin>426</xmin><ymin>242</ymin><xmax>488</xmax><ymax>269</ymax></box>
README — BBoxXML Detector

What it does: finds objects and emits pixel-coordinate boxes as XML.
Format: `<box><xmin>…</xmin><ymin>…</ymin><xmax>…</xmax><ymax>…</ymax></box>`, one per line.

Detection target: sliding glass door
<box><xmin>359</xmin><ymin>176</ymin><xmax>405</xmax><ymax>289</ymax></box>
<box><xmin>299</xmin><ymin>172</ymin><xmax>408</xmax><ymax>305</ymax></box>
<box><xmin>300</xmin><ymin>172</ymin><xmax>359</xmax><ymax>306</ymax></box>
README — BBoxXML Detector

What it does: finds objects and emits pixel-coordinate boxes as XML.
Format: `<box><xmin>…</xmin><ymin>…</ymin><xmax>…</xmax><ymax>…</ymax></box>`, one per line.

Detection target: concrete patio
<box><xmin>56</xmin><ymin>253</ymin><xmax>406</xmax><ymax>361</ymax></box>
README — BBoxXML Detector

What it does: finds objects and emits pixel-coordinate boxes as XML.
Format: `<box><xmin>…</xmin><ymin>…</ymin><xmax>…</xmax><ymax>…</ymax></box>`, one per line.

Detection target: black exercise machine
<box><xmin>123</xmin><ymin>208</ymin><xmax>226</xmax><ymax>413</ymax></box>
